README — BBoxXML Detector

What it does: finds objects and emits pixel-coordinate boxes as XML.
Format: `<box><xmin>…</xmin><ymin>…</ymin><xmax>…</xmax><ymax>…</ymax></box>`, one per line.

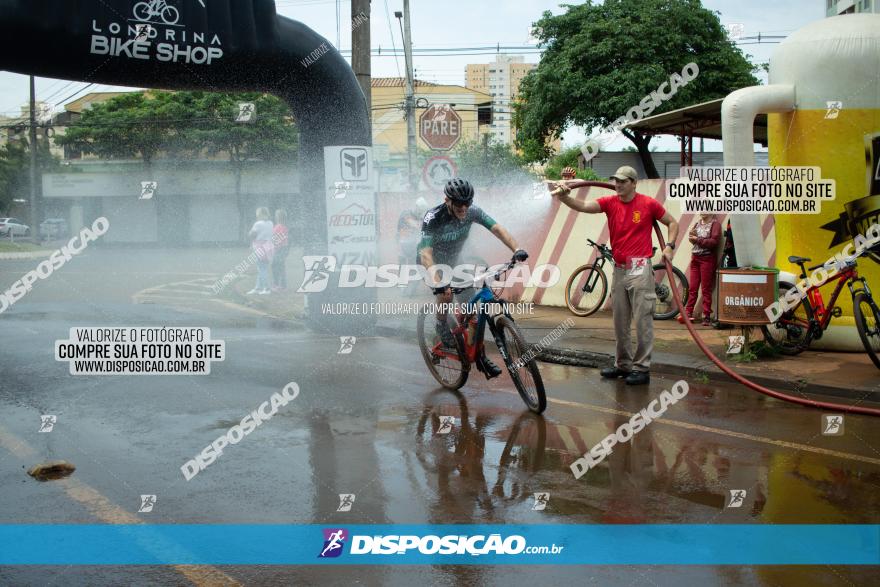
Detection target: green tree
<box><xmin>186</xmin><ymin>91</ymin><xmax>298</xmax><ymax>236</ymax></box>
<box><xmin>543</xmin><ymin>145</ymin><xmax>601</xmax><ymax>180</ymax></box>
<box><xmin>56</xmin><ymin>91</ymin><xmax>193</xmax><ymax>172</ymax></box>
<box><xmin>0</xmin><ymin>142</ymin><xmax>27</xmax><ymax>213</ymax></box>
<box><xmin>55</xmin><ymin>90</ymin><xmax>298</xmax><ymax>236</ymax></box>
<box><xmin>0</xmin><ymin>137</ymin><xmax>59</xmax><ymax>217</ymax></box>
<box><xmin>425</xmin><ymin>138</ymin><xmax>532</xmax><ymax>188</ymax></box>
<box><xmin>514</xmin><ymin>0</ymin><xmax>759</xmax><ymax>177</ymax></box>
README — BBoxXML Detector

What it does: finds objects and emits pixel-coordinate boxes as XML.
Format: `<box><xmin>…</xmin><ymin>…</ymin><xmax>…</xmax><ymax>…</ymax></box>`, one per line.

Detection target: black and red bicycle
<box><xmin>762</xmin><ymin>250</ymin><xmax>880</xmax><ymax>369</ymax></box>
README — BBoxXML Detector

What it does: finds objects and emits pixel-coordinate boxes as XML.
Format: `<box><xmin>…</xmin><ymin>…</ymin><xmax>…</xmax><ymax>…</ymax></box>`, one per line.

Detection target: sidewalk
<box><xmin>221</xmin><ymin>279</ymin><xmax>879</xmax><ymax>403</ymax></box>
<box><xmin>513</xmin><ymin>306</ymin><xmax>880</xmax><ymax>402</ymax></box>
<box><xmin>372</xmin><ymin>292</ymin><xmax>880</xmax><ymax>403</ymax></box>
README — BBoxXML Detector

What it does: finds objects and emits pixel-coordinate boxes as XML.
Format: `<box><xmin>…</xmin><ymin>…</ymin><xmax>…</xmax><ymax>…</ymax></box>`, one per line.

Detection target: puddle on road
<box><xmin>367</xmin><ymin>388</ymin><xmax>880</xmax><ymax>524</ymax></box>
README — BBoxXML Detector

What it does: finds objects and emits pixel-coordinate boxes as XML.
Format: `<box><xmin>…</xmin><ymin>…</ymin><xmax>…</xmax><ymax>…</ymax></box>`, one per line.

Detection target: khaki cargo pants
<box><xmin>611</xmin><ymin>265</ymin><xmax>655</xmax><ymax>372</ymax></box>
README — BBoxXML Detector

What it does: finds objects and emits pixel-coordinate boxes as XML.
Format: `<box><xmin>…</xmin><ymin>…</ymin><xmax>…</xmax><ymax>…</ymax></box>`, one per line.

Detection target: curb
<box><xmin>537</xmin><ymin>346</ymin><xmax>880</xmax><ymax>403</ymax></box>
<box><xmin>0</xmin><ymin>251</ymin><xmax>52</xmax><ymax>260</ymax></box>
<box><xmin>376</xmin><ymin>323</ymin><xmax>880</xmax><ymax>404</ymax></box>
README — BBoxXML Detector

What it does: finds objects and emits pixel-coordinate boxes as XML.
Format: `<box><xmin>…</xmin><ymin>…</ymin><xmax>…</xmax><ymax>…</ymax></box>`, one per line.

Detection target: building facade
<box><xmin>30</xmin><ymin>83</ymin><xmax>493</xmax><ymax>244</ymax></box>
<box><xmin>826</xmin><ymin>0</ymin><xmax>877</xmax><ymax>15</ymax></box>
<box><xmin>370</xmin><ymin>77</ymin><xmax>491</xmax><ymax>154</ymax></box>
<box><xmin>465</xmin><ymin>55</ymin><xmax>535</xmax><ymax>146</ymax></box>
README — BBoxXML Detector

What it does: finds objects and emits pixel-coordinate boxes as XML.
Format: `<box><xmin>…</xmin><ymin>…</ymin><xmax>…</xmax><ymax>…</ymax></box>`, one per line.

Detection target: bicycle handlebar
<box><xmin>444</xmin><ymin>256</ymin><xmax>519</xmax><ymax>294</ymax></box>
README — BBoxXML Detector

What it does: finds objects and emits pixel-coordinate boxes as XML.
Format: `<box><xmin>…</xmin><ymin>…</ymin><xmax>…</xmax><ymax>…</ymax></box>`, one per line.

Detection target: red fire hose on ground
<box><xmin>561</xmin><ymin>180</ymin><xmax>880</xmax><ymax>417</ymax></box>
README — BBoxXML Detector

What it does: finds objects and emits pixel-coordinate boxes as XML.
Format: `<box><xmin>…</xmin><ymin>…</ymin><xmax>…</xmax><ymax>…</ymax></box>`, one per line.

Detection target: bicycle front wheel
<box><xmin>496</xmin><ymin>316</ymin><xmax>546</xmax><ymax>414</ymax></box>
<box><xmin>162</xmin><ymin>6</ymin><xmax>180</xmax><ymax>25</ymax></box>
<box><xmin>565</xmin><ymin>264</ymin><xmax>607</xmax><ymax>317</ymax></box>
<box><xmin>652</xmin><ymin>264</ymin><xmax>688</xmax><ymax>320</ymax></box>
<box><xmin>853</xmin><ymin>291</ymin><xmax>880</xmax><ymax>370</ymax></box>
<box><xmin>417</xmin><ymin>306</ymin><xmax>469</xmax><ymax>389</ymax></box>
<box><xmin>761</xmin><ymin>282</ymin><xmax>814</xmax><ymax>355</ymax></box>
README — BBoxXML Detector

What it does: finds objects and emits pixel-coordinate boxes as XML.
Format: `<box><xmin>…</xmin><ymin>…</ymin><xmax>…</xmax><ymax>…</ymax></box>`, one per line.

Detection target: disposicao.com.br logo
<box><xmin>317</xmin><ymin>529</ymin><xmax>564</xmax><ymax>558</ymax></box>
<box><xmin>297</xmin><ymin>256</ymin><xmax>561</xmax><ymax>293</ymax></box>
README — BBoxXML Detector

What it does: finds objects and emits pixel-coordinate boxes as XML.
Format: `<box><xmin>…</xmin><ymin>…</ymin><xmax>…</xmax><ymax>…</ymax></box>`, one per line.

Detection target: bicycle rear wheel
<box><xmin>761</xmin><ymin>282</ymin><xmax>814</xmax><ymax>355</ymax></box>
<box><xmin>133</xmin><ymin>2</ymin><xmax>151</xmax><ymax>21</ymax></box>
<box><xmin>417</xmin><ymin>306</ymin><xmax>469</xmax><ymax>389</ymax></box>
<box><xmin>652</xmin><ymin>264</ymin><xmax>688</xmax><ymax>320</ymax></box>
<box><xmin>496</xmin><ymin>316</ymin><xmax>546</xmax><ymax>414</ymax></box>
<box><xmin>853</xmin><ymin>291</ymin><xmax>880</xmax><ymax>370</ymax></box>
<box><xmin>564</xmin><ymin>264</ymin><xmax>607</xmax><ymax>317</ymax></box>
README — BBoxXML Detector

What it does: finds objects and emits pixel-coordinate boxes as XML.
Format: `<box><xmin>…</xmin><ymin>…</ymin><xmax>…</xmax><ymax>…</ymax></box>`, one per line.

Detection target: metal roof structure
<box><xmin>620</xmin><ymin>97</ymin><xmax>768</xmax><ymax>166</ymax></box>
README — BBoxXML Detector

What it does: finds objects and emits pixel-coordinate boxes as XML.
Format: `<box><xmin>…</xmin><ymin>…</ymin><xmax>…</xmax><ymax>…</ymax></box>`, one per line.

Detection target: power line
<box><xmin>382</xmin><ymin>0</ymin><xmax>402</xmax><ymax>78</ymax></box>
<box><xmin>52</xmin><ymin>84</ymin><xmax>98</xmax><ymax>109</ymax></box>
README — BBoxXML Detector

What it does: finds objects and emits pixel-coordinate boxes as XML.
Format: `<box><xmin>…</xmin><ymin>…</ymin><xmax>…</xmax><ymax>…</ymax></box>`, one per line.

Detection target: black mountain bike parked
<box><xmin>565</xmin><ymin>238</ymin><xmax>689</xmax><ymax>320</ymax></box>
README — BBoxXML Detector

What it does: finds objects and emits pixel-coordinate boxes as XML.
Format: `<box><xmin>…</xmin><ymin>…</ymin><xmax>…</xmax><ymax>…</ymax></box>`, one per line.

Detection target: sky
<box><xmin>0</xmin><ymin>0</ymin><xmax>824</xmax><ymax>152</ymax></box>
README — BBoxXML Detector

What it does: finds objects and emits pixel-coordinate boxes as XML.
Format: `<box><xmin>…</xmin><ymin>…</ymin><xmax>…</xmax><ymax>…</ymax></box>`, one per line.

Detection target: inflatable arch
<box><xmin>0</xmin><ymin>0</ymin><xmax>371</xmax><ymax>256</ymax></box>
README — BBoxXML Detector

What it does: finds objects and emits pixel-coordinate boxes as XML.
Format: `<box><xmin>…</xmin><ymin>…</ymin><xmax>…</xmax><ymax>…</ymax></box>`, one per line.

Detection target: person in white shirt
<box><xmin>247</xmin><ymin>207</ymin><xmax>274</xmax><ymax>294</ymax></box>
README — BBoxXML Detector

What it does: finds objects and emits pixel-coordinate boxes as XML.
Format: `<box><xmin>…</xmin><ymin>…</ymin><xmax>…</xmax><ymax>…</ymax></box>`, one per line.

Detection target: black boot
<box><xmin>600</xmin><ymin>366</ymin><xmax>631</xmax><ymax>378</ymax></box>
<box><xmin>624</xmin><ymin>371</ymin><xmax>650</xmax><ymax>385</ymax></box>
<box><xmin>476</xmin><ymin>355</ymin><xmax>503</xmax><ymax>379</ymax></box>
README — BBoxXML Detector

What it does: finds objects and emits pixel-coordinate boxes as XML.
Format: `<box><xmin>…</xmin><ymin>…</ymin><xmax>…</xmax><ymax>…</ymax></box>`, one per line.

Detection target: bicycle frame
<box><xmin>579</xmin><ymin>241</ymin><xmax>612</xmax><ymax>293</ymax></box>
<box><xmin>790</xmin><ymin>263</ymin><xmax>871</xmax><ymax>335</ymax></box>
<box><xmin>430</xmin><ymin>271</ymin><xmax>517</xmax><ymax>365</ymax></box>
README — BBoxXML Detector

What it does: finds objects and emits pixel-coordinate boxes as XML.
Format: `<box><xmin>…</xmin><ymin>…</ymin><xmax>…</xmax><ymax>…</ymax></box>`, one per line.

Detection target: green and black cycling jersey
<box><xmin>416</xmin><ymin>203</ymin><xmax>497</xmax><ymax>264</ymax></box>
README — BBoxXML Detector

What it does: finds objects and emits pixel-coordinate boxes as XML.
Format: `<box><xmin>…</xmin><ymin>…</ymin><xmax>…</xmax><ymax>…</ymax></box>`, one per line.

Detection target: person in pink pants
<box><xmin>680</xmin><ymin>213</ymin><xmax>721</xmax><ymax>326</ymax></box>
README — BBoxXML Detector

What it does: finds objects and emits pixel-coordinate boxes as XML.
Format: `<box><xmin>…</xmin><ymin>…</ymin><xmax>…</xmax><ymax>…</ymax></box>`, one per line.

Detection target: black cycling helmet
<box><xmin>443</xmin><ymin>178</ymin><xmax>474</xmax><ymax>204</ymax></box>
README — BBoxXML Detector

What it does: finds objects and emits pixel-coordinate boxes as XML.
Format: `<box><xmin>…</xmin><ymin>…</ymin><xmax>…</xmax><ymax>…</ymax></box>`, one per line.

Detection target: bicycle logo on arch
<box><xmin>132</xmin><ymin>0</ymin><xmax>204</xmax><ymax>26</ymax></box>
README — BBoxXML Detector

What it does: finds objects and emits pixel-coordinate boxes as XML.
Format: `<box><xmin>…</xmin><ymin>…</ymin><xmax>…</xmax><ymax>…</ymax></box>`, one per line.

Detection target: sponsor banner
<box><xmin>0</xmin><ymin>525</ymin><xmax>877</xmax><ymax>565</ymax></box>
<box><xmin>324</xmin><ymin>146</ymin><xmax>378</xmax><ymax>266</ymax></box>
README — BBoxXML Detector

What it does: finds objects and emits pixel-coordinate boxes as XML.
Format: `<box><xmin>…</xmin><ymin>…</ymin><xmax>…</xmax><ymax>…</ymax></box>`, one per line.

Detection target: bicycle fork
<box><xmin>848</xmin><ymin>276</ymin><xmax>871</xmax><ymax>299</ymax></box>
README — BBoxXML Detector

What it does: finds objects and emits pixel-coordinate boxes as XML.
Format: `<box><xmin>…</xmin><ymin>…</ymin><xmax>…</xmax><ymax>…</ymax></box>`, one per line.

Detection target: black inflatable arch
<box><xmin>0</xmin><ymin>0</ymin><xmax>370</xmax><ymax>252</ymax></box>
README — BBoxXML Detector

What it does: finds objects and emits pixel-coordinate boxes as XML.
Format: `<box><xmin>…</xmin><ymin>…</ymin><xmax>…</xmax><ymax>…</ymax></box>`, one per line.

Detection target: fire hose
<box><xmin>558</xmin><ymin>180</ymin><xmax>880</xmax><ymax>417</ymax></box>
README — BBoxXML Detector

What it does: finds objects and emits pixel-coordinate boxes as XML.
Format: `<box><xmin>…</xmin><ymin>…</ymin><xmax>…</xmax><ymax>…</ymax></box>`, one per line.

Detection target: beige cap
<box><xmin>610</xmin><ymin>165</ymin><xmax>638</xmax><ymax>181</ymax></box>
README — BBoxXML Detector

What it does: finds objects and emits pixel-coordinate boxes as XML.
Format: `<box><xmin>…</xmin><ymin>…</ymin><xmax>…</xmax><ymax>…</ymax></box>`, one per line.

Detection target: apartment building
<box><xmin>465</xmin><ymin>54</ymin><xmax>535</xmax><ymax>146</ymax></box>
<box><xmin>826</xmin><ymin>0</ymin><xmax>877</xmax><ymax>15</ymax></box>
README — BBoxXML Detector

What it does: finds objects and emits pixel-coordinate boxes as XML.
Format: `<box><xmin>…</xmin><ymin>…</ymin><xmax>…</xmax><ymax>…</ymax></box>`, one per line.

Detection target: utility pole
<box><xmin>396</xmin><ymin>2</ymin><xmax>416</xmax><ymax>191</ymax></box>
<box><xmin>351</xmin><ymin>0</ymin><xmax>371</xmax><ymax>127</ymax></box>
<box><xmin>28</xmin><ymin>75</ymin><xmax>39</xmax><ymax>233</ymax></box>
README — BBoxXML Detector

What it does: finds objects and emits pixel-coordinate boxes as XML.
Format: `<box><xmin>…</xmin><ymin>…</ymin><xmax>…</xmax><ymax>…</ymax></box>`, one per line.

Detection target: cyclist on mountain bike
<box><xmin>418</xmin><ymin>178</ymin><xmax>528</xmax><ymax>379</ymax></box>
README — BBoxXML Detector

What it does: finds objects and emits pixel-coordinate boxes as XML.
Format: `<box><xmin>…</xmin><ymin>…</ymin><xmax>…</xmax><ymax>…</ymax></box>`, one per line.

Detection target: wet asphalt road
<box><xmin>1</xmin><ymin>249</ymin><xmax>879</xmax><ymax>585</ymax></box>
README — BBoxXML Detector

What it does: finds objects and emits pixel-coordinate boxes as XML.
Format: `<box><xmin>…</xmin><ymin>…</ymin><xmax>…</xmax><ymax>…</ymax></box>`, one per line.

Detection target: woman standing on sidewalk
<box><xmin>247</xmin><ymin>207</ymin><xmax>274</xmax><ymax>295</ymax></box>
<box><xmin>680</xmin><ymin>213</ymin><xmax>721</xmax><ymax>325</ymax></box>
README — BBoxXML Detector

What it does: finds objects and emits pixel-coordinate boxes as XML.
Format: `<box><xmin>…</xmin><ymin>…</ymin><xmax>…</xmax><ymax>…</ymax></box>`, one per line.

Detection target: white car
<box><xmin>0</xmin><ymin>218</ymin><xmax>30</xmax><ymax>237</ymax></box>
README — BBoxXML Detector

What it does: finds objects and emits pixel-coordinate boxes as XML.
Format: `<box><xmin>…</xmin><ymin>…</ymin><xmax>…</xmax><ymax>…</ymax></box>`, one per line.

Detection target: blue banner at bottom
<box><xmin>0</xmin><ymin>525</ymin><xmax>878</xmax><ymax>565</ymax></box>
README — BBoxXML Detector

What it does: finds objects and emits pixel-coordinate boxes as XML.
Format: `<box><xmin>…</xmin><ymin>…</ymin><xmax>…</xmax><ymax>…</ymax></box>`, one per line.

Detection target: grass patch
<box><xmin>0</xmin><ymin>241</ymin><xmax>48</xmax><ymax>253</ymax></box>
<box><xmin>731</xmin><ymin>340</ymin><xmax>780</xmax><ymax>363</ymax></box>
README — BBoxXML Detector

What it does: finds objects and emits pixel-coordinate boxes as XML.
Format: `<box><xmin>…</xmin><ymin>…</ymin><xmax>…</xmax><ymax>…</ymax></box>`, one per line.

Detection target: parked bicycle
<box><xmin>762</xmin><ymin>250</ymin><xmax>880</xmax><ymax>369</ymax></box>
<box><xmin>564</xmin><ymin>238</ymin><xmax>689</xmax><ymax>320</ymax></box>
<box><xmin>417</xmin><ymin>256</ymin><xmax>547</xmax><ymax>413</ymax></box>
<box><xmin>134</xmin><ymin>0</ymin><xmax>180</xmax><ymax>25</ymax></box>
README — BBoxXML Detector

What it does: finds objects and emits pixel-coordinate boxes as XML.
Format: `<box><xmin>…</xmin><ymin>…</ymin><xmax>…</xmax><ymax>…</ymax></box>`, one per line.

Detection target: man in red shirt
<box><xmin>550</xmin><ymin>165</ymin><xmax>679</xmax><ymax>385</ymax></box>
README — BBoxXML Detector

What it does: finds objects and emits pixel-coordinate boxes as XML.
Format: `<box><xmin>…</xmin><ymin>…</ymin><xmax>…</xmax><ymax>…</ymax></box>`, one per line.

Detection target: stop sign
<box><xmin>419</xmin><ymin>104</ymin><xmax>462</xmax><ymax>151</ymax></box>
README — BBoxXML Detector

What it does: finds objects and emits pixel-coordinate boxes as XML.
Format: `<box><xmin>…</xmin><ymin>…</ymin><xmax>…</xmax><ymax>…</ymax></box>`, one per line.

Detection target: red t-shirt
<box><xmin>272</xmin><ymin>224</ymin><xmax>289</xmax><ymax>248</ymax></box>
<box><xmin>597</xmin><ymin>193</ymin><xmax>666</xmax><ymax>265</ymax></box>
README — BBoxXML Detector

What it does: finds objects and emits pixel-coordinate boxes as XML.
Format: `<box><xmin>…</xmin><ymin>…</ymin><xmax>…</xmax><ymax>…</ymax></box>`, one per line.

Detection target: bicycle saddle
<box><xmin>788</xmin><ymin>255</ymin><xmax>811</xmax><ymax>264</ymax></box>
